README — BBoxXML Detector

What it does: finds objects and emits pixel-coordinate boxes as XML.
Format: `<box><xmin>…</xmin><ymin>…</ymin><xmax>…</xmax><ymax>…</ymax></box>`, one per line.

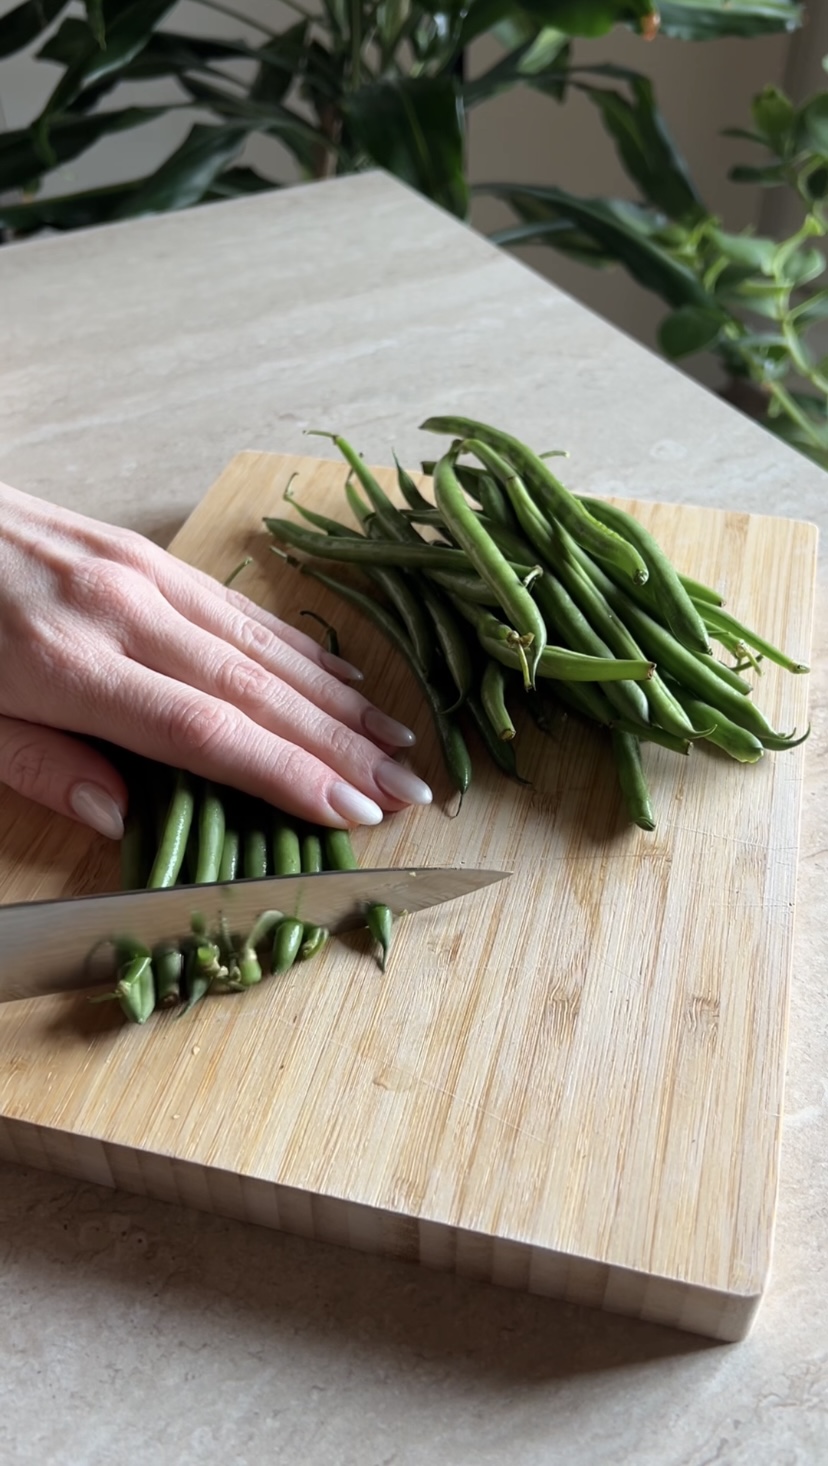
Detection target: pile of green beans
<box><xmin>265</xmin><ymin>417</ymin><xmax>809</xmax><ymax>831</ymax></box>
<box><xmin>96</xmin><ymin>757</ymin><xmax>395</xmax><ymax>1024</ymax></box>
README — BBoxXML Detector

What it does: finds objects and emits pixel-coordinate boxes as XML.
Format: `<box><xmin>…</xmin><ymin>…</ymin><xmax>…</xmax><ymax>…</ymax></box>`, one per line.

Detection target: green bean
<box><xmin>394</xmin><ymin>452</ymin><xmax>433</xmax><ymax>514</ymax></box>
<box><xmin>218</xmin><ymin>826</ymin><xmax>240</xmax><ymax>883</ymax></box>
<box><xmin>533</xmin><ymin>566</ymin><xmax>652</xmax><ymax>726</ymax></box>
<box><xmin>611</xmin><ymin>730</ymin><xmax>656</xmax><ymax>831</ymax></box>
<box><xmin>366</xmin><ymin>903</ymin><xmax>394</xmax><ymax>973</ymax></box>
<box><xmin>556</xmin><ymin>547</ymin><xmax>696</xmax><ymax>739</ymax></box>
<box><xmin>480</xmin><ymin>659</ymin><xmax>516</xmax><ymax>741</ymax></box>
<box><xmin>311</xmin><ymin>431</ymin><xmax>414</xmax><ymax>541</ymax></box>
<box><xmin>223</xmin><ymin>557</ymin><xmax>253</xmax><ymax>588</ymax></box>
<box><xmin>243</xmin><ymin>827</ymin><xmax>269</xmax><ymax>880</ymax></box>
<box><xmin>464</xmin><ymin>693</ymin><xmax>527</xmax><ymax>782</ymax></box>
<box><xmin>422</xmin><ymin>416</ymin><xmax>649</xmax><ymax>585</ymax></box>
<box><xmin>265</xmin><ymin>519</ymin><xmax>535</xmax><ymax>577</ymax></box>
<box><xmin>577</xmin><ymin>496</ymin><xmax>711</xmax><ymax>655</ymax></box>
<box><xmin>120</xmin><ymin>803</ymin><xmax>150</xmax><ymax>892</ymax></box>
<box><xmin>293</xmin><ymin>561</ymin><xmax>472</xmax><ymax>798</ymax></box>
<box><xmin>284</xmin><ymin>478</ymin><xmax>354</xmax><ymax>538</ymax></box>
<box><xmin>571</xmin><ymin>548</ymin><xmax>783</xmax><ymax>742</ymax></box>
<box><xmin>115</xmin><ymin>953</ymin><xmax>156</xmax><ymax>1024</ymax></box>
<box><xmin>271</xmin><ymin>917</ymin><xmax>305</xmax><ymax>974</ymax></box>
<box><xmin>697</xmin><ymin>602</ymin><xmax>809</xmax><ymax>674</ymax></box>
<box><xmin>194</xmin><ymin>781</ymin><xmax>225</xmax><ymax>885</ymax></box>
<box><xmin>244</xmin><ymin>909</ymin><xmax>286</xmax><ymax>949</ymax></box>
<box><xmin>357</xmin><ymin>508</ymin><xmax>435</xmax><ymax>678</ymax></box>
<box><xmin>272</xmin><ymin>817</ymin><xmax>301</xmax><ymax>876</ymax></box>
<box><xmin>147</xmin><ymin>771</ymin><xmax>195</xmax><ymax>890</ymax></box>
<box><xmin>298</xmin><ymin>827</ymin><xmax>329</xmax><ymax>962</ymax></box>
<box><xmin>426</xmin><ymin>566</ymin><xmax>500</xmax><ymax>604</ymax></box>
<box><xmin>608</xmin><ymin>718</ymin><xmax>691</xmax><ymax>755</ymax></box>
<box><xmin>681</xmin><ymin>574</ymin><xmax>724</xmax><ymax>606</ymax></box>
<box><xmin>324</xmin><ymin>827</ymin><xmax>358</xmax><ymax>871</ymax></box>
<box><xmin>418</xmin><ymin>579</ymin><xmax>474</xmax><ymax>710</ymax></box>
<box><xmin>666</xmin><ymin>685</ymin><xmax>765</xmax><ymax>763</ymax></box>
<box><xmin>694</xmin><ymin>653</ymin><xmax>753</xmax><ymax>695</ymax></box>
<box><xmin>433</xmin><ymin>448</ymin><xmax>547</xmax><ymax>688</ymax></box>
<box><xmin>299</xmin><ymin>609</ymin><xmax>341</xmax><ymax>658</ymax></box>
<box><xmin>152</xmin><ymin>941</ymin><xmax>183</xmax><ymax>1009</ymax></box>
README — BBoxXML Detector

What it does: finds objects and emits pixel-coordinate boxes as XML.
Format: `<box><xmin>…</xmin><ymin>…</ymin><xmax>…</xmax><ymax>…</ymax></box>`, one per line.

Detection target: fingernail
<box><xmin>362</xmin><ymin>707</ymin><xmax>417</xmax><ymax>748</ymax></box>
<box><xmin>329</xmin><ymin>781</ymin><xmax>383</xmax><ymax>826</ymax></box>
<box><xmin>321</xmin><ymin>650</ymin><xmax>363</xmax><ymax>682</ymax></box>
<box><xmin>374</xmin><ymin>759</ymin><xmax>433</xmax><ymax>806</ymax></box>
<box><xmin>70</xmin><ymin>783</ymin><xmax>125</xmax><ymax>841</ymax></box>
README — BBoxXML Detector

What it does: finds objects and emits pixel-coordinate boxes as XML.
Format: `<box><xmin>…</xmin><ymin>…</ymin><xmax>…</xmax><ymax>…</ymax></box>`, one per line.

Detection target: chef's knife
<box><xmin>0</xmin><ymin>866</ymin><xmax>510</xmax><ymax>1004</ymax></box>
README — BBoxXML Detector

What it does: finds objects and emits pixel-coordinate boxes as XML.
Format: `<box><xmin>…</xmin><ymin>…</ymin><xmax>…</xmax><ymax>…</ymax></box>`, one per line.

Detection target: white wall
<box><xmin>0</xmin><ymin>1</ymin><xmax>811</xmax><ymax>381</ymax></box>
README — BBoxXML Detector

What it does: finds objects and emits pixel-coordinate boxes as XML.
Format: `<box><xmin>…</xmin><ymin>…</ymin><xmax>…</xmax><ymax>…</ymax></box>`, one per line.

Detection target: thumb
<box><xmin>0</xmin><ymin>716</ymin><xmax>128</xmax><ymax>840</ymax></box>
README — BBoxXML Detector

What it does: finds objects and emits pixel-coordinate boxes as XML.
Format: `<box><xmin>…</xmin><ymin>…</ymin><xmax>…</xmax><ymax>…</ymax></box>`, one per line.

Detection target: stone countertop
<box><xmin>1</xmin><ymin>172</ymin><xmax>826</xmax><ymax>1465</ymax></box>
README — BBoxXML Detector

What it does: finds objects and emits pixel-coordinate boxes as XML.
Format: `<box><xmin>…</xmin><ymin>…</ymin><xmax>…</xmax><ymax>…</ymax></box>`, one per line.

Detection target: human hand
<box><xmin>0</xmin><ymin>482</ymin><xmax>432</xmax><ymax>839</ymax></box>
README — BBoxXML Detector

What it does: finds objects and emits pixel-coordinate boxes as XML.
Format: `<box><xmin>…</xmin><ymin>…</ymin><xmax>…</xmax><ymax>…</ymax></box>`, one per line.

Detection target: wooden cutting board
<box><xmin>0</xmin><ymin>452</ymin><xmax>817</xmax><ymax>1342</ymax></box>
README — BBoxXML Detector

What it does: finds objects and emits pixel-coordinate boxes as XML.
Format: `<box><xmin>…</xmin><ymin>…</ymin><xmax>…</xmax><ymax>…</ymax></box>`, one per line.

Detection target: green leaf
<box><xmin>249</xmin><ymin>23</ymin><xmax>308</xmax><ymax>107</ymax></box>
<box><xmin>751</xmin><ymin>85</ymin><xmax>795</xmax><ymax>152</ymax></box>
<box><xmin>707</xmin><ymin>227</ymin><xmax>776</xmax><ymax>272</ymax></box>
<box><xmin>112</xmin><ymin>124</ymin><xmax>247</xmax><ymax>219</ymax></box>
<box><xmin>483</xmin><ymin>183</ymin><xmax>715</xmax><ymax>309</ymax></box>
<box><xmin>576</xmin><ymin>75</ymin><xmax>705</xmax><ymax>224</ymax></box>
<box><xmin>344</xmin><ymin>76</ymin><xmax>468</xmax><ymax>218</ymax></box>
<box><xmin>204</xmin><ymin>166</ymin><xmax>278</xmax><ymax>200</ymax></box>
<box><xmin>491</xmin><ymin>216</ymin><xmax>612</xmax><ymax>263</ymax></box>
<box><xmin>84</xmin><ymin>0</ymin><xmax>105</xmax><ymax>47</ymax></box>
<box><xmin>729</xmin><ymin>162</ymin><xmax>787</xmax><ymax>186</ymax></box>
<box><xmin>0</xmin><ymin>179</ymin><xmax>140</xmax><ymax>234</ymax></box>
<box><xmin>37</xmin><ymin>0</ymin><xmax>178</xmax><ymax>128</ymax></box>
<box><xmin>778</xmin><ymin>246</ymin><xmax>825</xmax><ymax>288</ymax></box>
<box><xmin>454</xmin><ymin>0</ymin><xmax>656</xmax><ymax>52</ymax></box>
<box><xmin>37</xmin><ymin>16</ymin><xmax>94</xmax><ymax>65</ymax></box>
<box><xmin>176</xmin><ymin>75</ymin><xmax>325</xmax><ymax>174</ymax></box>
<box><xmin>802</xmin><ymin>163</ymin><xmax>828</xmax><ymax>202</ymax></box>
<box><xmin>795</xmin><ymin>95</ymin><xmax>828</xmax><ymax>157</ymax></box>
<box><xmin>789</xmin><ymin>289</ymin><xmax>828</xmax><ymax>329</ymax></box>
<box><xmin>657</xmin><ymin>1</ymin><xmax>803</xmax><ymax>40</ymax></box>
<box><xmin>0</xmin><ymin>106</ymin><xmax>164</xmax><ymax>194</ymax></box>
<box><xmin>0</xmin><ymin>0</ymin><xmax>68</xmax><ymax>60</ymax></box>
<box><xmin>658</xmin><ymin>304</ymin><xmax>726</xmax><ymax>357</ymax></box>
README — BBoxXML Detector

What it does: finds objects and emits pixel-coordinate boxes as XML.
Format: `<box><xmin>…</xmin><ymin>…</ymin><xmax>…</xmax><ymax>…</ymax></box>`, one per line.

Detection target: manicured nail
<box><xmin>321</xmin><ymin>650</ymin><xmax>363</xmax><ymax>682</ymax></box>
<box><xmin>70</xmin><ymin>783</ymin><xmax>125</xmax><ymax>841</ymax></box>
<box><xmin>362</xmin><ymin>708</ymin><xmax>417</xmax><ymax>748</ymax></box>
<box><xmin>374</xmin><ymin>759</ymin><xmax>433</xmax><ymax>806</ymax></box>
<box><xmin>329</xmin><ymin>781</ymin><xmax>383</xmax><ymax>826</ymax></box>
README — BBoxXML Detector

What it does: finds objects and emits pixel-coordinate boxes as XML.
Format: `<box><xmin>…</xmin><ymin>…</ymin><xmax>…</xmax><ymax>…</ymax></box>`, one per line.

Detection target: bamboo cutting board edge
<box><xmin>0</xmin><ymin>450</ymin><xmax>818</xmax><ymax>1344</ymax></box>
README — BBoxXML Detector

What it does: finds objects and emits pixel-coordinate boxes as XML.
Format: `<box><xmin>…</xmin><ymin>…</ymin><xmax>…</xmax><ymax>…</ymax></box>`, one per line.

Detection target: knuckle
<box><xmin>218</xmin><ymin>655</ymin><xmax>272</xmax><ymax>706</ymax></box>
<box><xmin>237</xmin><ymin>615</ymin><xmax>275</xmax><ymax>660</ymax></box>
<box><xmin>67</xmin><ymin>558</ymin><xmax>133</xmax><ymax>617</ymax></box>
<box><xmin>1</xmin><ymin>734</ymin><xmax>51</xmax><ymax>800</ymax></box>
<box><xmin>167</xmin><ymin>697</ymin><xmax>233</xmax><ymax>758</ymax></box>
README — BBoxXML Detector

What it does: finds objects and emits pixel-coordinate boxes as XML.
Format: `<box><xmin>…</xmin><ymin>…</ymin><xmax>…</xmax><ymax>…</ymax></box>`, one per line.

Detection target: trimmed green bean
<box><xmin>366</xmin><ymin>903</ymin><xmax>394</xmax><ymax>973</ymax></box>
<box><xmin>299</xmin><ymin>828</ymin><xmax>329</xmax><ymax>962</ymax></box>
<box><xmin>243</xmin><ymin>828</ymin><xmax>269</xmax><ymax>880</ymax></box>
<box><xmin>272</xmin><ymin>817</ymin><xmax>301</xmax><ymax>876</ymax></box>
<box><xmin>218</xmin><ymin>827</ymin><xmax>240</xmax><ymax>883</ymax></box>
<box><xmin>194</xmin><ymin>781</ymin><xmax>225</xmax><ymax>885</ymax></box>
<box><xmin>147</xmin><ymin>771</ymin><xmax>195</xmax><ymax>890</ymax></box>
<box><xmin>324</xmin><ymin>828</ymin><xmax>358</xmax><ymax>871</ymax></box>
<box><xmin>152</xmin><ymin>941</ymin><xmax>183</xmax><ymax>1009</ymax></box>
<box><xmin>271</xmin><ymin>917</ymin><xmax>305</xmax><ymax>974</ymax></box>
<box><xmin>115</xmin><ymin>953</ymin><xmax>156</xmax><ymax>1025</ymax></box>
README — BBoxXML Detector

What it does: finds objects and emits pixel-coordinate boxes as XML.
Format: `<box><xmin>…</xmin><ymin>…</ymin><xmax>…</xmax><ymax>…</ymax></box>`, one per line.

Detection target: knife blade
<box><xmin>0</xmin><ymin>866</ymin><xmax>511</xmax><ymax>1004</ymax></box>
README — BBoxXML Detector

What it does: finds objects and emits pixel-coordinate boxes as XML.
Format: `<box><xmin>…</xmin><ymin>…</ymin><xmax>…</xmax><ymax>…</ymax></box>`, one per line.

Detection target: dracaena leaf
<box><xmin>344</xmin><ymin>76</ymin><xmax>468</xmax><ymax>218</ymax></box>
<box><xmin>0</xmin><ymin>0</ymin><xmax>68</xmax><ymax>60</ymax></box>
<box><xmin>0</xmin><ymin>106</ymin><xmax>164</xmax><ymax>194</ymax></box>
<box><xmin>112</xmin><ymin>124</ymin><xmax>248</xmax><ymax>219</ymax></box>
<box><xmin>575</xmin><ymin>74</ymin><xmax>705</xmax><ymax>224</ymax></box>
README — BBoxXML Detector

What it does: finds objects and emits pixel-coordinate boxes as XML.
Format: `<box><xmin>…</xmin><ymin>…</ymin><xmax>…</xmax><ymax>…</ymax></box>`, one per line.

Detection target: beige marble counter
<box><xmin>1</xmin><ymin>172</ymin><xmax>826</xmax><ymax>1464</ymax></box>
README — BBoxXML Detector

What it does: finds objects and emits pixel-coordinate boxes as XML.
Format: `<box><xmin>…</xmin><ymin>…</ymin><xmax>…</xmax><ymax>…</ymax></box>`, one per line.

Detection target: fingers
<box><xmin>80</xmin><ymin>659</ymin><xmax>419</xmax><ymax>828</ymax></box>
<box><xmin>157</xmin><ymin>553</ymin><xmax>366</xmax><ymax>683</ymax></box>
<box><xmin>128</xmin><ymin>572</ymin><xmax>418</xmax><ymax>754</ymax></box>
<box><xmin>0</xmin><ymin>715</ymin><xmax>127</xmax><ymax>838</ymax></box>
